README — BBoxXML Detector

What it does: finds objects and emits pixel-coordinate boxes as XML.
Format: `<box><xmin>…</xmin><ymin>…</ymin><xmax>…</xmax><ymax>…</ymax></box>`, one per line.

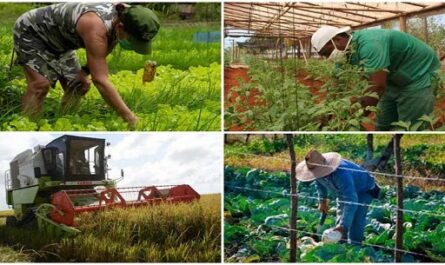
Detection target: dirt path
<box><xmin>224</xmin><ymin>67</ymin><xmax>257</xmax><ymax>131</ymax></box>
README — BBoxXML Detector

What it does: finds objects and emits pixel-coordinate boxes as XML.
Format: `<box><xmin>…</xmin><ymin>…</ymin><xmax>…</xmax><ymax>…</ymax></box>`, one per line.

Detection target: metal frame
<box><xmin>224</xmin><ymin>2</ymin><xmax>445</xmax><ymax>39</ymax></box>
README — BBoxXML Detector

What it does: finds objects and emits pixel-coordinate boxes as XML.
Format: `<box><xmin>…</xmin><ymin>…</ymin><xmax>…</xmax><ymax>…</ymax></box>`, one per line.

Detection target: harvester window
<box><xmin>70</xmin><ymin>140</ymin><xmax>102</xmax><ymax>176</ymax></box>
<box><xmin>56</xmin><ymin>152</ymin><xmax>65</xmax><ymax>176</ymax></box>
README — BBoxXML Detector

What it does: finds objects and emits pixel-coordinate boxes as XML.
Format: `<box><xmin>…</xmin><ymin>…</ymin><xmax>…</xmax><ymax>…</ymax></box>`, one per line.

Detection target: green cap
<box><xmin>122</xmin><ymin>6</ymin><xmax>160</xmax><ymax>54</ymax></box>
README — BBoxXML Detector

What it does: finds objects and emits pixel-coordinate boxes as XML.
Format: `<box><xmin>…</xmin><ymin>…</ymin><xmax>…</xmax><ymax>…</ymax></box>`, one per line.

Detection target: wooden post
<box><xmin>394</xmin><ymin>134</ymin><xmax>404</xmax><ymax>262</ymax></box>
<box><xmin>297</xmin><ymin>41</ymin><xmax>301</xmax><ymax>59</ymax></box>
<box><xmin>307</xmin><ymin>38</ymin><xmax>312</xmax><ymax>58</ymax></box>
<box><xmin>399</xmin><ymin>15</ymin><xmax>407</xmax><ymax>32</ymax></box>
<box><xmin>286</xmin><ymin>134</ymin><xmax>298</xmax><ymax>262</ymax></box>
<box><xmin>232</xmin><ymin>39</ymin><xmax>235</xmax><ymax>64</ymax></box>
<box><xmin>366</xmin><ymin>134</ymin><xmax>374</xmax><ymax>161</ymax></box>
<box><xmin>423</xmin><ymin>17</ymin><xmax>429</xmax><ymax>44</ymax></box>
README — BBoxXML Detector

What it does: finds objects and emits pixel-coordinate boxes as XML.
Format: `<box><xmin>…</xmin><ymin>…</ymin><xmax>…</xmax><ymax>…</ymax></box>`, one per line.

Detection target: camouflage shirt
<box><xmin>14</xmin><ymin>3</ymin><xmax>120</xmax><ymax>87</ymax></box>
<box><xmin>16</xmin><ymin>2</ymin><xmax>118</xmax><ymax>53</ymax></box>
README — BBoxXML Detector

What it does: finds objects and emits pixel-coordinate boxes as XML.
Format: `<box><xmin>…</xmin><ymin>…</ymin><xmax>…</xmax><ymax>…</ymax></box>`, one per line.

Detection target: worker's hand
<box><xmin>350</xmin><ymin>96</ymin><xmax>359</xmax><ymax>105</ymax></box>
<box><xmin>318</xmin><ymin>199</ymin><xmax>329</xmax><ymax>214</ymax></box>
<box><xmin>124</xmin><ymin>113</ymin><xmax>139</xmax><ymax>130</ymax></box>
<box><xmin>68</xmin><ymin>71</ymin><xmax>91</xmax><ymax>95</ymax></box>
<box><xmin>333</xmin><ymin>225</ymin><xmax>346</xmax><ymax>236</ymax></box>
<box><xmin>318</xmin><ymin>114</ymin><xmax>333</xmax><ymax>129</ymax></box>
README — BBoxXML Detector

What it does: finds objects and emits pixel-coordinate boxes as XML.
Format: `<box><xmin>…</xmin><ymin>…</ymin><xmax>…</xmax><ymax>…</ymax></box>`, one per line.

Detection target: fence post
<box><xmin>232</xmin><ymin>39</ymin><xmax>235</xmax><ymax>63</ymax></box>
<box><xmin>286</xmin><ymin>134</ymin><xmax>298</xmax><ymax>262</ymax></box>
<box><xmin>394</xmin><ymin>134</ymin><xmax>404</xmax><ymax>262</ymax></box>
<box><xmin>366</xmin><ymin>134</ymin><xmax>374</xmax><ymax>161</ymax></box>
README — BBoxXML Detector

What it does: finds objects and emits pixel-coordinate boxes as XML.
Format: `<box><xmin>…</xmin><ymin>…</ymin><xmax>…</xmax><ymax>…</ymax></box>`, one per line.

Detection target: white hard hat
<box><xmin>311</xmin><ymin>26</ymin><xmax>351</xmax><ymax>52</ymax></box>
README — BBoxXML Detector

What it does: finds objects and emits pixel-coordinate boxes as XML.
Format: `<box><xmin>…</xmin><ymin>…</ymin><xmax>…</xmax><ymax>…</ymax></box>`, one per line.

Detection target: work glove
<box><xmin>318</xmin><ymin>199</ymin><xmax>329</xmax><ymax>214</ymax></box>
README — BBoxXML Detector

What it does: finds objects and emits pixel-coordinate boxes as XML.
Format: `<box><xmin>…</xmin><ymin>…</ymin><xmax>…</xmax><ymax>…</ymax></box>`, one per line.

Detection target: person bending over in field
<box><xmin>13</xmin><ymin>3</ymin><xmax>160</xmax><ymax>129</ymax></box>
<box><xmin>311</xmin><ymin>26</ymin><xmax>440</xmax><ymax>131</ymax></box>
<box><xmin>296</xmin><ymin>149</ymin><xmax>380</xmax><ymax>245</ymax></box>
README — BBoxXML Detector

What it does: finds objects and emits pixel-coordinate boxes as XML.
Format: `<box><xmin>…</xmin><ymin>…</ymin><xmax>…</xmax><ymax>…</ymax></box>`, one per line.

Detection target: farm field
<box><xmin>224</xmin><ymin>58</ymin><xmax>445</xmax><ymax>131</ymax></box>
<box><xmin>0</xmin><ymin>3</ymin><xmax>221</xmax><ymax>131</ymax></box>
<box><xmin>224</xmin><ymin>134</ymin><xmax>445</xmax><ymax>262</ymax></box>
<box><xmin>0</xmin><ymin>194</ymin><xmax>221</xmax><ymax>262</ymax></box>
<box><xmin>224</xmin><ymin>3</ymin><xmax>445</xmax><ymax>132</ymax></box>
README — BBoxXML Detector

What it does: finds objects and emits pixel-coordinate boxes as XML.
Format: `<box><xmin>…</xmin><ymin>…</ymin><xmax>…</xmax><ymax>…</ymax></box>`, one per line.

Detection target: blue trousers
<box><xmin>336</xmin><ymin>192</ymin><xmax>374</xmax><ymax>245</ymax></box>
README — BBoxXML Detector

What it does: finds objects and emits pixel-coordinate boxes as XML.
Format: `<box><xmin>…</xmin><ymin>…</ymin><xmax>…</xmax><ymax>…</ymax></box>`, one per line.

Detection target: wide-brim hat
<box><xmin>296</xmin><ymin>149</ymin><xmax>341</xmax><ymax>182</ymax></box>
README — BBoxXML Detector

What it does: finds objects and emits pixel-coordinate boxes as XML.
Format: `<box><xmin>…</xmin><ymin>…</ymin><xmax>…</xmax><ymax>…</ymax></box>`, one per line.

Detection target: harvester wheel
<box><xmin>17</xmin><ymin>208</ymin><xmax>37</xmax><ymax>229</ymax></box>
<box><xmin>6</xmin><ymin>216</ymin><xmax>18</xmax><ymax>227</ymax></box>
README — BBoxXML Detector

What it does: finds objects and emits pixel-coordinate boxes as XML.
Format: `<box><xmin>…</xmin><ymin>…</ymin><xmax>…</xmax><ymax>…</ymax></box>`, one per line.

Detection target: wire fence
<box><xmin>225</xmin><ymin>151</ymin><xmax>445</xmax><ymax>261</ymax></box>
<box><xmin>226</xmin><ymin>185</ymin><xmax>445</xmax><ymax>220</ymax></box>
<box><xmin>226</xmin><ymin>184</ymin><xmax>444</xmax><ymax>260</ymax></box>
<box><xmin>226</xmin><ymin>151</ymin><xmax>445</xmax><ymax>183</ymax></box>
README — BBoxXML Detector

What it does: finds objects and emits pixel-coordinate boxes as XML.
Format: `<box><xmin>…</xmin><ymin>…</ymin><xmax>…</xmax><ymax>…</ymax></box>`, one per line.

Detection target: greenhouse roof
<box><xmin>224</xmin><ymin>2</ymin><xmax>445</xmax><ymax>39</ymax></box>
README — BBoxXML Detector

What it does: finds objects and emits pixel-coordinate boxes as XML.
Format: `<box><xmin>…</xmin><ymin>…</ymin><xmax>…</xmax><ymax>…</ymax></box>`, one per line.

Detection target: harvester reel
<box><xmin>35</xmin><ymin>203</ymin><xmax>80</xmax><ymax>237</ymax></box>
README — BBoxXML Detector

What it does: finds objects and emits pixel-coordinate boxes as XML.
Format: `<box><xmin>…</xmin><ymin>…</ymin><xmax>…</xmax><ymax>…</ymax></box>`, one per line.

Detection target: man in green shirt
<box><xmin>311</xmin><ymin>26</ymin><xmax>440</xmax><ymax>131</ymax></box>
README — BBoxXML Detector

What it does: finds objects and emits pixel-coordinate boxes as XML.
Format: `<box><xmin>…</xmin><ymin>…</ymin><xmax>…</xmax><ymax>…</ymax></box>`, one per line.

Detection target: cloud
<box><xmin>110</xmin><ymin>133</ymin><xmax>222</xmax><ymax>195</ymax></box>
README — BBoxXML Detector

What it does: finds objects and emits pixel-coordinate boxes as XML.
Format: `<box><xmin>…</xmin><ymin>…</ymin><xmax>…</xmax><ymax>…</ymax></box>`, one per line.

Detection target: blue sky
<box><xmin>0</xmin><ymin>133</ymin><xmax>222</xmax><ymax>210</ymax></box>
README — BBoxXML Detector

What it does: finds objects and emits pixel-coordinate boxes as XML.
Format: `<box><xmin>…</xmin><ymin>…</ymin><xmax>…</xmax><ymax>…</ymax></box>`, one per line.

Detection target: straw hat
<box><xmin>296</xmin><ymin>149</ymin><xmax>341</xmax><ymax>182</ymax></box>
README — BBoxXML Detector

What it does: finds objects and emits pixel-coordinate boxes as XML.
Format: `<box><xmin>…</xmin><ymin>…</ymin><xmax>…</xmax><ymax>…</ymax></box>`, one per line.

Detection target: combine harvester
<box><xmin>4</xmin><ymin>135</ymin><xmax>200</xmax><ymax>235</ymax></box>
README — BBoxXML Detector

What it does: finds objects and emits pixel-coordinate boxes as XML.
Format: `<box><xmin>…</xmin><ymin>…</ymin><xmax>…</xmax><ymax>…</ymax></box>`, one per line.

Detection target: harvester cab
<box><xmin>4</xmin><ymin>135</ymin><xmax>200</xmax><ymax>236</ymax></box>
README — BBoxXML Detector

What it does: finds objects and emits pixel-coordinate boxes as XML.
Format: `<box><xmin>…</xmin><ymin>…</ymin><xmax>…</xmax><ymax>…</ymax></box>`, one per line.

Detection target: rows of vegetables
<box><xmin>0</xmin><ymin>4</ymin><xmax>221</xmax><ymax>131</ymax></box>
<box><xmin>224</xmin><ymin>166</ymin><xmax>445</xmax><ymax>262</ymax></box>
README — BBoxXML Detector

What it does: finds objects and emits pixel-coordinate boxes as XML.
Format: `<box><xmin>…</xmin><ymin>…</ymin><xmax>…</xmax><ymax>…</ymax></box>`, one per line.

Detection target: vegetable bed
<box><xmin>224</xmin><ymin>166</ymin><xmax>445</xmax><ymax>262</ymax></box>
<box><xmin>224</xmin><ymin>57</ymin><xmax>445</xmax><ymax>131</ymax></box>
<box><xmin>0</xmin><ymin>4</ymin><xmax>221</xmax><ymax>131</ymax></box>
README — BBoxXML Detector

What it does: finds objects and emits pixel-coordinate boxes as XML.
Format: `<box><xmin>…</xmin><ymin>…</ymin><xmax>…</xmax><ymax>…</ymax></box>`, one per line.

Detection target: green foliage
<box><xmin>0</xmin><ymin>4</ymin><xmax>221</xmax><ymax>131</ymax></box>
<box><xmin>407</xmin><ymin>15</ymin><xmax>445</xmax><ymax>56</ymax></box>
<box><xmin>226</xmin><ymin>51</ymin><xmax>445</xmax><ymax>131</ymax></box>
<box><xmin>225</xmin><ymin>137</ymin><xmax>288</xmax><ymax>156</ymax></box>
<box><xmin>0</xmin><ymin>63</ymin><xmax>221</xmax><ymax>131</ymax></box>
<box><xmin>224</xmin><ymin>165</ymin><xmax>445</xmax><ymax>262</ymax></box>
<box><xmin>225</xmin><ymin>134</ymin><xmax>445</xmax><ymax>179</ymax></box>
<box><xmin>0</xmin><ymin>195</ymin><xmax>221</xmax><ymax>262</ymax></box>
<box><xmin>225</xmin><ymin>57</ymin><xmax>377</xmax><ymax>131</ymax></box>
<box><xmin>105</xmin><ymin>23</ymin><xmax>220</xmax><ymax>72</ymax></box>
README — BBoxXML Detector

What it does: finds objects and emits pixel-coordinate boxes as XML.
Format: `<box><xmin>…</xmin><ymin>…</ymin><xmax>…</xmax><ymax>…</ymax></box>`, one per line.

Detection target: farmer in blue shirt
<box><xmin>296</xmin><ymin>149</ymin><xmax>380</xmax><ymax>245</ymax></box>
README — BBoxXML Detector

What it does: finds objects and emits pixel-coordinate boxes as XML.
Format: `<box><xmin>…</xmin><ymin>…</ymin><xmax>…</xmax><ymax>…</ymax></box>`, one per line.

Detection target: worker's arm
<box><xmin>76</xmin><ymin>13</ymin><xmax>137</xmax><ymax>128</ymax></box>
<box><xmin>361</xmin><ymin>70</ymin><xmax>387</xmax><ymax>108</ymax></box>
<box><xmin>316</xmin><ymin>181</ymin><xmax>329</xmax><ymax>214</ymax></box>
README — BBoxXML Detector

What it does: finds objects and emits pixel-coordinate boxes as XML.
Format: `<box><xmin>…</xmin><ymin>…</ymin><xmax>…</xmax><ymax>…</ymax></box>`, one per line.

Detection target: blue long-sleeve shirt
<box><xmin>315</xmin><ymin>159</ymin><xmax>375</xmax><ymax>230</ymax></box>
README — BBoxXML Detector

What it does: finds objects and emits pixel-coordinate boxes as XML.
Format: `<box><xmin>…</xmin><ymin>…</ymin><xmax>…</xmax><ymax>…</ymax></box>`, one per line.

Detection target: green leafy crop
<box><xmin>224</xmin><ymin>166</ymin><xmax>445</xmax><ymax>262</ymax></box>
